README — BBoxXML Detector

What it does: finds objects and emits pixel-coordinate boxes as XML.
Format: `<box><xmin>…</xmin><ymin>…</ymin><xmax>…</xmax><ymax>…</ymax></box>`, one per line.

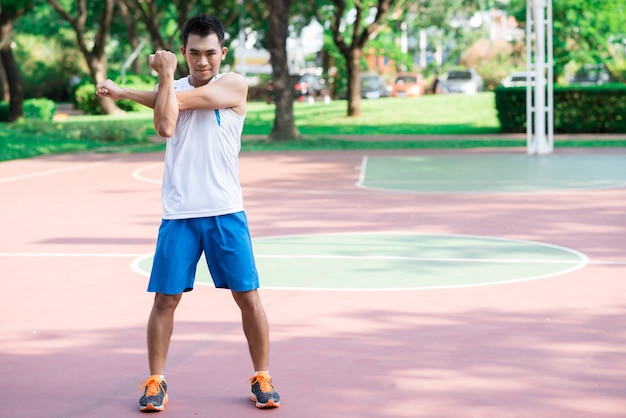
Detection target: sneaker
<box><xmin>248</xmin><ymin>372</ymin><xmax>280</xmax><ymax>408</ymax></box>
<box><xmin>138</xmin><ymin>375</ymin><xmax>168</xmax><ymax>412</ymax></box>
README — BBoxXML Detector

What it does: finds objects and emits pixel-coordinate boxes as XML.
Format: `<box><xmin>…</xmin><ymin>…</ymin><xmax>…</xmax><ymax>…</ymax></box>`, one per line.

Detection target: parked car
<box><xmin>571</xmin><ymin>64</ymin><xmax>615</xmax><ymax>86</ymax></box>
<box><xmin>501</xmin><ymin>71</ymin><xmax>537</xmax><ymax>87</ymax></box>
<box><xmin>438</xmin><ymin>69</ymin><xmax>484</xmax><ymax>94</ymax></box>
<box><xmin>266</xmin><ymin>73</ymin><xmax>330</xmax><ymax>103</ymax></box>
<box><xmin>360</xmin><ymin>73</ymin><xmax>391</xmax><ymax>99</ymax></box>
<box><xmin>391</xmin><ymin>73</ymin><xmax>426</xmax><ymax>97</ymax></box>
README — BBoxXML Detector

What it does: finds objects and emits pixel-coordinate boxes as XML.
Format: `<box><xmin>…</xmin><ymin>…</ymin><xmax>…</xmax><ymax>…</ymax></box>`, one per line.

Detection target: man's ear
<box><xmin>222</xmin><ymin>47</ymin><xmax>228</xmax><ymax>61</ymax></box>
<box><xmin>180</xmin><ymin>46</ymin><xmax>186</xmax><ymax>56</ymax></box>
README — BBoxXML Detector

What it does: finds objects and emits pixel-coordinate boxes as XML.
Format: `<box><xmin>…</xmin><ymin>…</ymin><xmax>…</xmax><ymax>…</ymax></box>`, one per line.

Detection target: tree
<box><xmin>113</xmin><ymin>1</ymin><xmax>245</xmax><ymax>77</ymax></box>
<box><xmin>118</xmin><ymin>0</ymin><xmax>196</xmax><ymax>77</ymax></box>
<box><xmin>508</xmin><ymin>0</ymin><xmax>626</xmax><ymax>79</ymax></box>
<box><xmin>47</xmin><ymin>0</ymin><xmax>121</xmax><ymax>114</ymax></box>
<box><xmin>312</xmin><ymin>0</ymin><xmax>402</xmax><ymax>117</ymax></box>
<box><xmin>266</xmin><ymin>0</ymin><xmax>300</xmax><ymax>140</ymax></box>
<box><xmin>0</xmin><ymin>0</ymin><xmax>34</xmax><ymax>122</ymax></box>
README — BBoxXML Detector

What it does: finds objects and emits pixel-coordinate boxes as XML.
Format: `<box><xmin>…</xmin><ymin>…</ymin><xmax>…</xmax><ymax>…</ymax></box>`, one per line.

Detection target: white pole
<box><xmin>534</xmin><ymin>0</ymin><xmax>546</xmax><ymax>154</ymax></box>
<box><xmin>526</xmin><ymin>0</ymin><xmax>553</xmax><ymax>155</ymax></box>
<box><xmin>526</xmin><ymin>1</ymin><xmax>533</xmax><ymax>153</ymax></box>
<box><xmin>419</xmin><ymin>29</ymin><xmax>427</xmax><ymax>68</ymax></box>
<box><xmin>400</xmin><ymin>21</ymin><xmax>408</xmax><ymax>54</ymax></box>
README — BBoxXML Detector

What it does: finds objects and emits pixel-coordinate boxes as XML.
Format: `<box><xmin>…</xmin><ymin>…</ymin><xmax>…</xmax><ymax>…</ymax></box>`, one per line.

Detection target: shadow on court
<box><xmin>2</xmin><ymin>303</ymin><xmax>625</xmax><ymax>417</ymax></box>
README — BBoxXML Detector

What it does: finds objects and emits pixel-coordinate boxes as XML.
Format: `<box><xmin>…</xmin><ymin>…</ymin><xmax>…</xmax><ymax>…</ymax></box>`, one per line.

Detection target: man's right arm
<box><xmin>96</xmin><ymin>79</ymin><xmax>158</xmax><ymax>109</ymax></box>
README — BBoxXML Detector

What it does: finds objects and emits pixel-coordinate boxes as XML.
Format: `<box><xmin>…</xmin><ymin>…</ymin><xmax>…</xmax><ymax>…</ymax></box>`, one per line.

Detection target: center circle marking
<box><xmin>131</xmin><ymin>233</ymin><xmax>588</xmax><ymax>290</ymax></box>
<box><xmin>133</xmin><ymin>233</ymin><xmax>588</xmax><ymax>290</ymax></box>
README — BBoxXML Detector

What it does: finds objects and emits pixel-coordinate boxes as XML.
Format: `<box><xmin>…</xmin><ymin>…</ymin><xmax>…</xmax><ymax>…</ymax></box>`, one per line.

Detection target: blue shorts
<box><xmin>148</xmin><ymin>211</ymin><xmax>260</xmax><ymax>294</ymax></box>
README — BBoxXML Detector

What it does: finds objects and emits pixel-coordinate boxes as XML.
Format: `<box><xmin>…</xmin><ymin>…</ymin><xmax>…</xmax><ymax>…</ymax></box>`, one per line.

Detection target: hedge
<box><xmin>495</xmin><ymin>84</ymin><xmax>626</xmax><ymax>133</ymax></box>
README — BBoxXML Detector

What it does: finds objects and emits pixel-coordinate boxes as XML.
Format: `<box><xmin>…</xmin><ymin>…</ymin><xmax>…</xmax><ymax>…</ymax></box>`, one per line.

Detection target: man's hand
<box><xmin>149</xmin><ymin>50</ymin><xmax>178</xmax><ymax>76</ymax></box>
<box><xmin>96</xmin><ymin>79</ymin><xmax>124</xmax><ymax>100</ymax></box>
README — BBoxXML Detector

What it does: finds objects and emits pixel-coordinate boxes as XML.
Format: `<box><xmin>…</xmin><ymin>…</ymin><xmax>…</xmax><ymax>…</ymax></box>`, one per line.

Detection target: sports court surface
<box><xmin>1</xmin><ymin>147</ymin><xmax>625</xmax><ymax>417</ymax></box>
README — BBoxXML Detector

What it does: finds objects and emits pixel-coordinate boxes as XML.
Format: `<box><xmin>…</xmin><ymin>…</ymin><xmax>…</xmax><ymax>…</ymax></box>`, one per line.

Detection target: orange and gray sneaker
<box><xmin>248</xmin><ymin>372</ymin><xmax>280</xmax><ymax>408</ymax></box>
<box><xmin>138</xmin><ymin>375</ymin><xmax>168</xmax><ymax>412</ymax></box>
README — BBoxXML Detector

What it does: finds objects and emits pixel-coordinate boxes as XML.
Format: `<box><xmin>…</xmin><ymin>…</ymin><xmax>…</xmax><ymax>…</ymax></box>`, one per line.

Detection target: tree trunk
<box><xmin>346</xmin><ymin>49</ymin><xmax>362</xmax><ymax>117</ymax></box>
<box><xmin>0</xmin><ymin>20</ymin><xmax>22</xmax><ymax>122</ymax></box>
<box><xmin>322</xmin><ymin>0</ymin><xmax>397</xmax><ymax>117</ymax></box>
<box><xmin>267</xmin><ymin>0</ymin><xmax>300</xmax><ymax>141</ymax></box>
<box><xmin>89</xmin><ymin>55</ymin><xmax>123</xmax><ymax>115</ymax></box>
<box><xmin>0</xmin><ymin>56</ymin><xmax>8</xmax><ymax>102</ymax></box>
<box><xmin>48</xmin><ymin>0</ymin><xmax>122</xmax><ymax>115</ymax></box>
<box><xmin>123</xmin><ymin>0</ymin><xmax>188</xmax><ymax>78</ymax></box>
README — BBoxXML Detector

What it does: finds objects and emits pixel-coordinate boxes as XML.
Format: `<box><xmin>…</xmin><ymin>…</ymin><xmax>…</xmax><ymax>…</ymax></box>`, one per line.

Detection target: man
<box><xmin>96</xmin><ymin>14</ymin><xmax>280</xmax><ymax>412</ymax></box>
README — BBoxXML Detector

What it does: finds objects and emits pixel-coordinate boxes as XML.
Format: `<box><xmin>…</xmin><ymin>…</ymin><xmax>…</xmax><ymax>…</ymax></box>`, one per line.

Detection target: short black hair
<box><xmin>182</xmin><ymin>14</ymin><xmax>225</xmax><ymax>47</ymax></box>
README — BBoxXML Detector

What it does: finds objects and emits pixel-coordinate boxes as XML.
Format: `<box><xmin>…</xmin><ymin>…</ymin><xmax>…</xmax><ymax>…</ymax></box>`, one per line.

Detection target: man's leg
<box><xmin>147</xmin><ymin>292</ymin><xmax>182</xmax><ymax>375</ymax></box>
<box><xmin>139</xmin><ymin>292</ymin><xmax>182</xmax><ymax>411</ymax></box>
<box><xmin>231</xmin><ymin>289</ymin><xmax>269</xmax><ymax>370</ymax></box>
<box><xmin>232</xmin><ymin>289</ymin><xmax>280</xmax><ymax>408</ymax></box>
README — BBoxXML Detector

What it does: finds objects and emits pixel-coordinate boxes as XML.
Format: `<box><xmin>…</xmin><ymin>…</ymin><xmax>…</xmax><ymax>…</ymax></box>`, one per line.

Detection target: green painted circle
<box><xmin>132</xmin><ymin>233</ymin><xmax>588</xmax><ymax>290</ymax></box>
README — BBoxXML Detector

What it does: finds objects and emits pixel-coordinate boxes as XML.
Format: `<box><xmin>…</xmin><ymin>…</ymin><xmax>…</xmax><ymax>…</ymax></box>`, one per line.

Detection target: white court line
<box><xmin>0</xmin><ymin>253</ymin><xmax>144</xmax><ymax>257</ymax></box>
<box><xmin>132</xmin><ymin>163</ymin><xmax>162</xmax><ymax>185</ymax></box>
<box><xmin>587</xmin><ymin>260</ymin><xmax>626</xmax><ymax>265</ymax></box>
<box><xmin>255</xmin><ymin>254</ymin><xmax>586</xmax><ymax>264</ymax></box>
<box><xmin>356</xmin><ymin>156</ymin><xmax>368</xmax><ymax>188</ymax></box>
<box><xmin>3</xmin><ymin>252</ymin><xmax>622</xmax><ymax>265</ymax></box>
<box><xmin>0</xmin><ymin>160</ymin><xmax>113</xmax><ymax>184</ymax></box>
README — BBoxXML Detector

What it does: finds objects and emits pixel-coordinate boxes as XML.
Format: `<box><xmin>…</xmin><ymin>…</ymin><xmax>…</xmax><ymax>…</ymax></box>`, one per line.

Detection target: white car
<box><xmin>439</xmin><ymin>69</ymin><xmax>484</xmax><ymax>94</ymax></box>
<box><xmin>501</xmin><ymin>71</ymin><xmax>537</xmax><ymax>87</ymax></box>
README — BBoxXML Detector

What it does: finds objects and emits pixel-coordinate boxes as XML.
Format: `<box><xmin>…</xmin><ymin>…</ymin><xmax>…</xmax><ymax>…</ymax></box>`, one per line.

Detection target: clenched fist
<box><xmin>96</xmin><ymin>79</ymin><xmax>123</xmax><ymax>100</ymax></box>
<box><xmin>149</xmin><ymin>50</ymin><xmax>178</xmax><ymax>75</ymax></box>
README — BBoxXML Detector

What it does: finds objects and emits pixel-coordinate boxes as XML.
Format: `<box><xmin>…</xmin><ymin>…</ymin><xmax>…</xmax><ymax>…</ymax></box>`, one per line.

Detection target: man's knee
<box><xmin>232</xmin><ymin>289</ymin><xmax>262</xmax><ymax>312</ymax></box>
<box><xmin>153</xmin><ymin>293</ymin><xmax>182</xmax><ymax>312</ymax></box>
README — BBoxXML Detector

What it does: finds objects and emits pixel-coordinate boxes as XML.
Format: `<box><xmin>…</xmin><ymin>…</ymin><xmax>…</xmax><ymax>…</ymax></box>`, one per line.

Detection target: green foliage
<box><xmin>13</xmin><ymin>118</ymin><xmax>149</xmax><ymax>143</ymax></box>
<box><xmin>494</xmin><ymin>86</ymin><xmax>526</xmax><ymax>132</ymax></box>
<box><xmin>1</xmin><ymin>93</ymin><xmax>625</xmax><ymax>162</ymax></box>
<box><xmin>75</xmin><ymin>76</ymin><xmax>156</xmax><ymax>115</ymax></box>
<box><xmin>495</xmin><ymin>84</ymin><xmax>626</xmax><ymax>133</ymax></box>
<box><xmin>471</xmin><ymin>49</ymin><xmax>515</xmax><ymax>91</ymax></box>
<box><xmin>0</xmin><ymin>103</ymin><xmax>7</xmax><ymax>122</ymax></box>
<box><xmin>74</xmin><ymin>84</ymin><xmax>100</xmax><ymax>115</ymax></box>
<box><xmin>0</xmin><ymin>98</ymin><xmax>56</xmax><ymax>122</ymax></box>
<box><xmin>0</xmin><ymin>114</ymin><xmax>150</xmax><ymax>161</ymax></box>
<box><xmin>23</xmin><ymin>98</ymin><xmax>57</xmax><ymax>120</ymax></box>
<box><xmin>13</xmin><ymin>32</ymin><xmax>88</xmax><ymax>101</ymax></box>
<box><xmin>507</xmin><ymin>0</ymin><xmax>626</xmax><ymax>78</ymax></box>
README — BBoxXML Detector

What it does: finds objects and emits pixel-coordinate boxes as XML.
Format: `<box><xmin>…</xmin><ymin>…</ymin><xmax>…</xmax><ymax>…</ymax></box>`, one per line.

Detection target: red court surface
<box><xmin>1</xmin><ymin>148</ymin><xmax>625</xmax><ymax>417</ymax></box>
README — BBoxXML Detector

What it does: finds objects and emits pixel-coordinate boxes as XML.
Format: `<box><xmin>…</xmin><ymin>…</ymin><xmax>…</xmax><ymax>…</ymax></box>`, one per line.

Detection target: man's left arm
<box><xmin>176</xmin><ymin>73</ymin><xmax>248</xmax><ymax>116</ymax></box>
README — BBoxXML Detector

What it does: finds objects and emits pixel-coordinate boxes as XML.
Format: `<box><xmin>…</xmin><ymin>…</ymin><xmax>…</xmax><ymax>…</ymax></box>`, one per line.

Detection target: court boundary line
<box><xmin>131</xmin><ymin>163</ymin><xmax>163</xmax><ymax>185</ymax></box>
<box><xmin>356</xmin><ymin>155</ymin><xmax>626</xmax><ymax>194</ymax></box>
<box><xmin>0</xmin><ymin>160</ymin><xmax>115</xmax><ymax>184</ymax></box>
<box><xmin>0</xmin><ymin>252</ymin><xmax>144</xmax><ymax>257</ymax></box>
<box><xmin>0</xmin><ymin>252</ymin><xmax>623</xmax><ymax>265</ymax></box>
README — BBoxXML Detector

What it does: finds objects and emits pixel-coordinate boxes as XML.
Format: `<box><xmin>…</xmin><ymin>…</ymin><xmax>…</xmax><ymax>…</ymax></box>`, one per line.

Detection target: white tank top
<box><xmin>160</xmin><ymin>74</ymin><xmax>245</xmax><ymax>220</ymax></box>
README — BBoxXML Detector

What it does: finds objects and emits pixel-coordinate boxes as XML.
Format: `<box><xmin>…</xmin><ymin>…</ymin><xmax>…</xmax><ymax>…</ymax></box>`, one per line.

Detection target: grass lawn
<box><xmin>244</xmin><ymin>93</ymin><xmax>501</xmax><ymax>136</ymax></box>
<box><xmin>1</xmin><ymin>92</ymin><xmax>624</xmax><ymax>161</ymax></box>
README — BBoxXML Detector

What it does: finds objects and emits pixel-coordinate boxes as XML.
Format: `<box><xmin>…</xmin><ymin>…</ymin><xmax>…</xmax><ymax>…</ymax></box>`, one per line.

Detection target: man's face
<box><xmin>181</xmin><ymin>33</ymin><xmax>227</xmax><ymax>87</ymax></box>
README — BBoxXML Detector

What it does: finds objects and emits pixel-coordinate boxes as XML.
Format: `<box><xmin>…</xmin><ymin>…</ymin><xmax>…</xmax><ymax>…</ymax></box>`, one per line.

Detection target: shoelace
<box><xmin>139</xmin><ymin>376</ymin><xmax>165</xmax><ymax>396</ymax></box>
<box><xmin>249</xmin><ymin>375</ymin><xmax>275</xmax><ymax>393</ymax></box>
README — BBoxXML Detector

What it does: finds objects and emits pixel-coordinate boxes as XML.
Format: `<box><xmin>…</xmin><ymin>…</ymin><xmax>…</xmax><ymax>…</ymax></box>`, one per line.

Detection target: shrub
<box><xmin>0</xmin><ymin>98</ymin><xmax>57</xmax><ymax>122</ymax></box>
<box><xmin>495</xmin><ymin>84</ymin><xmax>626</xmax><ymax>133</ymax></box>
<box><xmin>23</xmin><ymin>98</ymin><xmax>57</xmax><ymax>121</ymax></box>
<box><xmin>74</xmin><ymin>83</ymin><xmax>101</xmax><ymax>114</ymax></box>
<box><xmin>75</xmin><ymin>75</ymin><xmax>157</xmax><ymax>114</ymax></box>
<box><xmin>14</xmin><ymin>118</ymin><xmax>148</xmax><ymax>143</ymax></box>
